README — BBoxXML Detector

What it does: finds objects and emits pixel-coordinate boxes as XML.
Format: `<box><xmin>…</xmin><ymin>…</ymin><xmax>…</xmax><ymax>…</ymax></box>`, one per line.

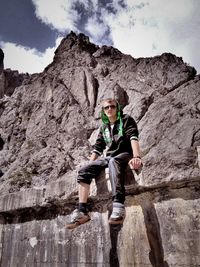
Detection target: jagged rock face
<box><xmin>0</xmin><ymin>49</ymin><xmax>5</xmax><ymax>99</ymax></box>
<box><xmin>0</xmin><ymin>69</ymin><xmax>30</xmax><ymax>98</ymax></box>
<box><xmin>0</xmin><ymin>32</ymin><xmax>199</xmax><ymax>266</ymax></box>
<box><xmin>0</xmin><ymin>48</ymin><xmax>4</xmax><ymax>72</ymax></box>
<box><xmin>0</xmin><ymin>48</ymin><xmax>30</xmax><ymax>98</ymax></box>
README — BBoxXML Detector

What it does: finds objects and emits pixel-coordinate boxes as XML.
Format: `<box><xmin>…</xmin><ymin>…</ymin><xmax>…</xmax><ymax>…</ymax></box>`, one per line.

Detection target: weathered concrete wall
<box><xmin>0</xmin><ymin>180</ymin><xmax>199</xmax><ymax>266</ymax></box>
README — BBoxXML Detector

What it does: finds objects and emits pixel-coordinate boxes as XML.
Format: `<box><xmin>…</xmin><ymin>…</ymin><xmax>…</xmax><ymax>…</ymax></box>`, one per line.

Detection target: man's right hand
<box><xmin>89</xmin><ymin>152</ymin><xmax>99</xmax><ymax>161</ymax></box>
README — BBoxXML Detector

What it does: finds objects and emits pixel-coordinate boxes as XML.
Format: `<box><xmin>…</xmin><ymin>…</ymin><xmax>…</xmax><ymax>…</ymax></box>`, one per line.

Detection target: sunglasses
<box><xmin>103</xmin><ymin>105</ymin><xmax>117</xmax><ymax>110</ymax></box>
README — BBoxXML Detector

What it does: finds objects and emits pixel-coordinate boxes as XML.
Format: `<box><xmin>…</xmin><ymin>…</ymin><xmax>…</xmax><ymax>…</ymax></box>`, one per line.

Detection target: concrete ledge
<box><xmin>0</xmin><ymin>188</ymin><xmax>44</xmax><ymax>213</ymax></box>
<box><xmin>0</xmin><ymin>167</ymin><xmax>137</xmax><ymax>213</ymax></box>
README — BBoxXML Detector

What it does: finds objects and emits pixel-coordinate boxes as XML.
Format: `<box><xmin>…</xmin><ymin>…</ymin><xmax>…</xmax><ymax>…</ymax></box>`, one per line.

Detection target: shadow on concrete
<box><xmin>95</xmin><ymin>167</ymin><xmax>169</xmax><ymax>266</ymax></box>
<box><xmin>108</xmin><ymin>205</ymin><xmax>123</xmax><ymax>267</ymax></box>
<box><xmin>140</xmin><ymin>201</ymin><xmax>169</xmax><ymax>267</ymax></box>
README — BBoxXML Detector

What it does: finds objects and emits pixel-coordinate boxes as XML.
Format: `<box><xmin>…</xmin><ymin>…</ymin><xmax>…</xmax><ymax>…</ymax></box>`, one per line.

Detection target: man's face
<box><xmin>103</xmin><ymin>100</ymin><xmax>117</xmax><ymax>120</ymax></box>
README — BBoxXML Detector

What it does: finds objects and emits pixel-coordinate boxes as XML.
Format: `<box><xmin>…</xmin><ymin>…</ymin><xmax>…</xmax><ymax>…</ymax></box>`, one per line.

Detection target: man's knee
<box><xmin>108</xmin><ymin>157</ymin><xmax>124</xmax><ymax>170</ymax></box>
<box><xmin>77</xmin><ymin>175</ymin><xmax>91</xmax><ymax>185</ymax></box>
<box><xmin>77</xmin><ymin>165</ymin><xmax>92</xmax><ymax>185</ymax></box>
<box><xmin>78</xmin><ymin>164</ymin><xmax>88</xmax><ymax>174</ymax></box>
<box><xmin>108</xmin><ymin>157</ymin><xmax>118</xmax><ymax>166</ymax></box>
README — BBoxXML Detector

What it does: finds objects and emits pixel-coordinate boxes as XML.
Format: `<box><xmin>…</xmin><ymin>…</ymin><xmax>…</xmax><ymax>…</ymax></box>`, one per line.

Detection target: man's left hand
<box><xmin>129</xmin><ymin>157</ymin><xmax>142</xmax><ymax>170</ymax></box>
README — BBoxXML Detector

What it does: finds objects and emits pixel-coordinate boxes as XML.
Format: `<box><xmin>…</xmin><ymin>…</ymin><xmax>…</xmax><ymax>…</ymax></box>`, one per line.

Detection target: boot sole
<box><xmin>66</xmin><ymin>217</ymin><xmax>91</xmax><ymax>230</ymax></box>
<box><xmin>108</xmin><ymin>218</ymin><xmax>125</xmax><ymax>225</ymax></box>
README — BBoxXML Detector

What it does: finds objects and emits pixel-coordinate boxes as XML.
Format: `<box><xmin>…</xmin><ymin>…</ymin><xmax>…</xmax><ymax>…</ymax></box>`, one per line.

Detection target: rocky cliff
<box><xmin>0</xmin><ymin>49</ymin><xmax>4</xmax><ymax>73</ymax></box>
<box><xmin>0</xmin><ymin>48</ymin><xmax>30</xmax><ymax>98</ymax></box>
<box><xmin>0</xmin><ymin>32</ymin><xmax>199</xmax><ymax>267</ymax></box>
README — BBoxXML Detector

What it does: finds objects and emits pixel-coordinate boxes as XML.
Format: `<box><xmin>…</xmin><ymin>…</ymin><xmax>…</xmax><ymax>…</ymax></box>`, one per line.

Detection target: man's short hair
<box><xmin>102</xmin><ymin>98</ymin><xmax>117</xmax><ymax>106</ymax></box>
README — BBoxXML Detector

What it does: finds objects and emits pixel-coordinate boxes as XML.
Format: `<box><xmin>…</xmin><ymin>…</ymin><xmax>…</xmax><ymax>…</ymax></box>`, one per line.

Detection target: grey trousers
<box><xmin>77</xmin><ymin>152</ymin><xmax>131</xmax><ymax>203</ymax></box>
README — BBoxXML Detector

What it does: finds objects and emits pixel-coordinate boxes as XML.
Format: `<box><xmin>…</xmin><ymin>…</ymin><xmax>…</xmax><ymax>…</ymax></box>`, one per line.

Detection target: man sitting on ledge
<box><xmin>66</xmin><ymin>98</ymin><xmax>142</xmax><ymax>229</ymax></box>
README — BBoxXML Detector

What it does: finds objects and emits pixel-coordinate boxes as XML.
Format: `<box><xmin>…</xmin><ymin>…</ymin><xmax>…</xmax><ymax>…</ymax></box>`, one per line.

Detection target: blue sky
<box><xmin>0</xmin><ymin>0</ymin><xmax>200</xmax><ymax>74</ymax></box>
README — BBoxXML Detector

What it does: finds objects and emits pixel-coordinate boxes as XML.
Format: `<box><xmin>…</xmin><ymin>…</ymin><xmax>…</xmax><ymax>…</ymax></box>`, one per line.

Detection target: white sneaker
<box><xmin>66</xmin><ymin>209</ymin><xmax>91</xmax><ymax>229</ymax></box>
<box><xmin>109</xmin><ymin>203</ymin><xmax>126</xmax><ymax>225</ymax></box>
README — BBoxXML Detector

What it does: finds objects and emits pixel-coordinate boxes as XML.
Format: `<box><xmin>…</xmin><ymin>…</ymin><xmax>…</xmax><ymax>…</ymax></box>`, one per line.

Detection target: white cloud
<box><xmin>32</xmin><ymin>0</ymin><xmax>78</xmax><ymax>32</ymax></box>
<box><xmin>103</xmin><ymin>0</ymin><xmax>195</xmax><ymax>54</ymax></box>
<box><xmin>85</xmin><ymin>15</ymin><xmax>108</xmax><ymax>42</ymax></box>
<box><xmin>101</xmin><ymin>0</ymin><xmax>200</xmax><ymax>72</ymax></box>
<box><xmin>1</xmin><ymin>0</ymin><xmax>200</xmax><ymax>74</ymax></box>
<box><xmin>1</xmin><ymin>37</ymin><xmax>62</xmax><ymax>74</ymax></box>
<box><xmin>77</xmin><ymin>0</ymin><xmax>98</xmax><ymax>12</ymax></box>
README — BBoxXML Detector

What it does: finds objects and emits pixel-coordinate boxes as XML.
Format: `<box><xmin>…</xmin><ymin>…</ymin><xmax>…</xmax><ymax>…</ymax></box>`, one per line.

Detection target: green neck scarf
<box><xmin>101</xmin><ymin>110</ymin><xmax>123</xmax><ymax>142</ymax></box>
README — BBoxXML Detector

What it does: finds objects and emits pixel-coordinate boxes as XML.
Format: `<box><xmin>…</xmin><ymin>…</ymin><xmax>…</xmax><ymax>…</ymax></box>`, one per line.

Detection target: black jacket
<box><xmin>93</xmin><ymin>114</ymin><xmax>139</xmax><ymax>157</ymax></box>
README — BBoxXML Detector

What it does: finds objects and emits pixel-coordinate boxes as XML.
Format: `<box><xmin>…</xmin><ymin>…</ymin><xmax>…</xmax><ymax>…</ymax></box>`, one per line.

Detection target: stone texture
<box><xmin>156</xmin><ymin>198</ymin><xmax>200</xmax><ymax>266</ymax></box>
<box><xmin>0</xmin><ymin>48</ymin><xmax>30</xmax><ymax>98</ymax></box>
<box><xmin>0</xmin><ymin>32</ymin><xmax>199</xmax><ymax>266</ymax></box>
<box><xmin>0</xmin><ymin>49</ymin><xmax>4</xmax><ymax>73</ymax></box>
<box><xmin>3</xmin><ymin>69</ymin><xmax>30</xmax><ymax>97</ymax></box>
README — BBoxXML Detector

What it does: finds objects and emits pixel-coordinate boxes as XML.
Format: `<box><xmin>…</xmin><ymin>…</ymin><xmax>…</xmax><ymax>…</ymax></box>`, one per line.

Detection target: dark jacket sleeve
<box><xmin>92</xmin><ymin>127</ymin><xmax>106</xmax><ymax>155</ymax></box>
<box><xmin>123</xmin><ymin>115</ymin><xmax>139</xmax><ymax>141</ymax></box>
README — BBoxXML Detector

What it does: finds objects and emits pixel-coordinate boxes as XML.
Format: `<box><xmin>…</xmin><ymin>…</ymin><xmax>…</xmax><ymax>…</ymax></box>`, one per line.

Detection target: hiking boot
<box><xmin>109</xmin><ymin>203</ymin><xmax>126</xmax><ymax>225</ymax></box>
<box><xmin>66</xmin><ymin>209</ymin><xmax>91</xmax><ymax>230</ymax></box>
